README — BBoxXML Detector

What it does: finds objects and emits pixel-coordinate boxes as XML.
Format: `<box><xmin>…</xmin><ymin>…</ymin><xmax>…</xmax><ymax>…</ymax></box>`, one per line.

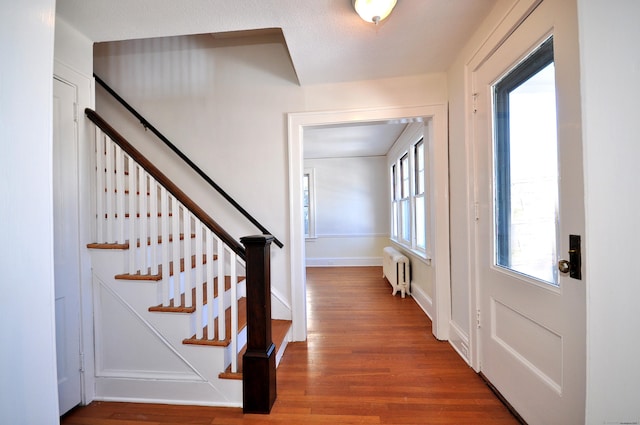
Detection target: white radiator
<box><xmin>382</xmin><ymin>246</ymin><xmax>410</xmax><ymax>298</ymax></box>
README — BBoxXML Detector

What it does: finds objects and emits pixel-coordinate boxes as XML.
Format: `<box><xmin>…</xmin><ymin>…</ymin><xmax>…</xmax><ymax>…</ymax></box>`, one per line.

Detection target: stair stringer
<box><xmin>90</xmin><ymin>248</ymin><xmax>243</xmax><ymax>407</ymax></box>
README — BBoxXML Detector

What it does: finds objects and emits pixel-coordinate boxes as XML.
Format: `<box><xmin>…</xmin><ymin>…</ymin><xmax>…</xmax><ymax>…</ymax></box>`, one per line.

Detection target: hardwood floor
<box><xmin>62</xmin><ymin>266</ymin><xmax>519</xmax><ymax>424</ymax></box>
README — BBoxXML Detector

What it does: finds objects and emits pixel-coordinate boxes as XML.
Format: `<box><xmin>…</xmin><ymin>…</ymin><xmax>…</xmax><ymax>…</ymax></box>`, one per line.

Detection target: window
<box><xmin>303</xmin><ymin>168</ymin><xmax>316</xmax><ymax>238</ymax></box>
<box><xmin>414</xmin><ymin>140</ymin><xmax>426</xmax><ymax>250</ymax></box>
<box><xmin>391</xmin><ymin>164</ymin><xmax>398</xmax><ymax>239</ymax></box>
<box><xmin>389</xmin><ymin>133</ymin><xmax>428</xmax><ymax>256</ymax></box>
<box><xmin>399</xmin><ymin>153</ymin><xmax>411</xmax><ymax>243</ymax></box>
<box><xmin>493</xmin><ymin>36</ymin><xmax>558</xmax><ymax>285</ymax></box>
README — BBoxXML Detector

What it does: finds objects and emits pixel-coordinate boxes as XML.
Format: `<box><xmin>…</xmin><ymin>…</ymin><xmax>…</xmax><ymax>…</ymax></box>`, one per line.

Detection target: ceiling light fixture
<box><xmin>352</xmin><ymin>0</ymin><xmax>397</xmax><ymax>25</ymax></box>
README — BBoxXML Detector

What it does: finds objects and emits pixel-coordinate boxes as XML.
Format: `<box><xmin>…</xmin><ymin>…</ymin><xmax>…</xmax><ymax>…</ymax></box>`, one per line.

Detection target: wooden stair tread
<box><xmin>148</xmin><ymin>276</ymin><xmax>243</xmax><ymax>312</ymax></box>
<box><xmin>218</xmin><ymin>319</ymin><xmax>292</xmax><ymax>380</ymax></box>
<box><xmin>182</xmin><ymin>297</ymin><xmax>248</xmax><ymax>346</ymax></box>
<box><xmin>87</xmin><ymin>233</ymin><xmax>195</xmax><ymax>250</ymax></box>
<box><xmin>87</xmin><ymin>242</ymin><xmax>128</xmax><ymax>250</ymax></box>
<box><xmin>114</xmin><ymin>254</ymin><xmax>234</xmax><ymax>281</ymax></box>
<box><xmin>104</xmin><ymin>212</ymin><xmax>173</xmax><ymax>218</ymax></box>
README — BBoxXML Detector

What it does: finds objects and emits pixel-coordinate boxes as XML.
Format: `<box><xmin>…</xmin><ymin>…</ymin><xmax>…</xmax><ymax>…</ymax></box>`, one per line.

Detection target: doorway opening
<box><xmin>288</xmin><ymin>105</ymin><xmax>450</xmax><ymax>342</ymax></box>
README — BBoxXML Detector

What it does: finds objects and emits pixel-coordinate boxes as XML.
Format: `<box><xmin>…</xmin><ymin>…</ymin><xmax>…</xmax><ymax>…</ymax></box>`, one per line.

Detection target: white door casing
<box><xmin>53</xmin><ymin>76</ymin><xmax>83</xmax><ymax>415</ymax></box>
<box><xmin>471</xmin><ymin>0</ymin><xmax>585</xmax><ymax>424</ymax></box>
<box><xmin>288</xmin><ymin>105</ymin><xmax>450</xmax><ymax>342</ymax></box>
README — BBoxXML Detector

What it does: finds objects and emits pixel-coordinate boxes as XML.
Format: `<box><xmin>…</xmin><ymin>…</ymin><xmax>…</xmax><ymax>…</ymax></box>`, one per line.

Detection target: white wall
<box><xmin>304</xmin><ymin>156</ymin><xmax>388</xmax><ymax>267</ymax></box>
<box><xmin>302</xmin><ymin>74</ymin><xmax>448</xmax><ymax>111</ymax></box>
<box><xmin>577</xmin><ymin>0</ymin><xmax>640</xmax><ymax>422</ymax></box>
<box><xmin>0</xmin><ymin>1</ymin><xmax>60</xmax><ymax>423</ymax></box>
<box><xmin>55</xmin><ymin>17</ymin><xmax>93</xmax><ymax>74</ymax></box>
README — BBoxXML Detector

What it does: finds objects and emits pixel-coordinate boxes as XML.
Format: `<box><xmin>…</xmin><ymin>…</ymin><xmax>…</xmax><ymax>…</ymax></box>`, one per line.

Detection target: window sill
<box><xmin>390</xmin><ymin>239</ymin><xmax>432</xmax><ymax>266</ymax></box>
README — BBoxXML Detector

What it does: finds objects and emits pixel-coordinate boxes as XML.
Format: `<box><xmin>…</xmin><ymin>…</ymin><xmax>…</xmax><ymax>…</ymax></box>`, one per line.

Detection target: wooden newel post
<box><xmin>240</xmin><ymin>234</ymin><xmax>276</xmax><ymax>414</ymax></box>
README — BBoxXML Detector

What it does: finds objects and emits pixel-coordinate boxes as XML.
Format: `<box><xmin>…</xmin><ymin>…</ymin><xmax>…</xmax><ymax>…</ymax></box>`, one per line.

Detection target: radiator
<box><xmin>382</xmin><ymin>246</ymin><xmax>410</xmax><ymax>298</ymax></box>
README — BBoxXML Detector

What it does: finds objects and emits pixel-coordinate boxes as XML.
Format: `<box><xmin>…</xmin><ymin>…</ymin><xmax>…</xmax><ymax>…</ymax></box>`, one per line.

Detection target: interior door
<box><xmin>53</xmin><ymin>77</ymin><xmax>83</xmax><ymax>415</ymax></box>
<box><xmin>473</xmin><ymin>1</ymin><xmax>585</xmax><ymax>424</ymax></box>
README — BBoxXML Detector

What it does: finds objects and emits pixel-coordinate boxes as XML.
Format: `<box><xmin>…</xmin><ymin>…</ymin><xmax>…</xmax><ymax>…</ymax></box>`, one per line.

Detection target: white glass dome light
<box><xmin>352</xmin><ymin>0</ymin><xmax>398</xmax><ymax>25</ymax></box>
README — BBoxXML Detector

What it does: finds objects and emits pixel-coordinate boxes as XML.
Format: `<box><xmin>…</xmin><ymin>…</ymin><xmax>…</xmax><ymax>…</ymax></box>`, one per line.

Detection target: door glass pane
<box><xmin>494</xmin><ymin>38</ymin><xmax>558</xmax><ymax>285</ymax></box>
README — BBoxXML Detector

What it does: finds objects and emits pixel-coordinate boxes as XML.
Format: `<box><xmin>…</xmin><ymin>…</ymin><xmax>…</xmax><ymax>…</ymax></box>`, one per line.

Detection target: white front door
<box><xmin>473</xmin><ymin>1</ymin><xmax>585</xmax><ymax>423</ymax></box>
<box><xmin>53</xmin><ymin>77</ymin><xmax>83</xmax><ymax>415</ymax></box>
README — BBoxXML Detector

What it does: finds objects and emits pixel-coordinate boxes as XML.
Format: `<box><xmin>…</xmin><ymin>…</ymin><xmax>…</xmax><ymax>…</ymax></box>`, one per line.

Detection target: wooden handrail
<box><xmin>93</xmin><ymin>74</ymin><xmax>284</xmax><ymax>249</ymax></box>
<box><xmin>86</xmin><ymin>108</ymin><xmax>246</xmax><ymax>260</ymax></box>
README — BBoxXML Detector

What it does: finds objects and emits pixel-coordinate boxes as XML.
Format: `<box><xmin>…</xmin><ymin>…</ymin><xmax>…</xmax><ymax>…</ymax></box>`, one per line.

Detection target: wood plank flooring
<box><xmin>62</xmin><ymin>266</ymin><xmax>519</xmax><ymax>425</ymax></box>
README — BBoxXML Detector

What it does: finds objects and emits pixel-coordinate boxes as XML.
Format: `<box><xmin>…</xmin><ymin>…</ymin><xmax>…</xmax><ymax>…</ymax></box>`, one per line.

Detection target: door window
<box><xmin>493</xmin><ymin>37</ymin><xmax>559</xmax><ymax>285</ymax></box>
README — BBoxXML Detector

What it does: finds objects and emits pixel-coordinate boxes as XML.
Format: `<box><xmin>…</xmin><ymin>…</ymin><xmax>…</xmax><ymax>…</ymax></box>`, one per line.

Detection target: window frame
<box><xmin>399</xmin><ymin>152</ymin><xmax>411</xmax><ymax>244</ymax></box>
<box><xmin>413</xmin><ymin>139</ymin><xmax>426</xmax><ymax>251</ymax></box>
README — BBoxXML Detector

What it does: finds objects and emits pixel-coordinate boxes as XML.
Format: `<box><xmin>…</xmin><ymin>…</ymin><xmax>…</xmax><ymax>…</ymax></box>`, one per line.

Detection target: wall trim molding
<box><xmin>94</xmin><ymin>379</ymin><xmax>241</xmax><ymax>408</ymax></box>
<box><xmin>448</xmin><ymin>320</ymin><xmax>471</xmax><ymax>365</ymax></box>
<box><xmin>311</xmin><ymin>233</ymin><xmax>389</xmax><ymax>239</ymax></box>
<box><xmin>306</xmin><ymin>257</ymin><xmax>382</xmax><ymax>267</ymax></box>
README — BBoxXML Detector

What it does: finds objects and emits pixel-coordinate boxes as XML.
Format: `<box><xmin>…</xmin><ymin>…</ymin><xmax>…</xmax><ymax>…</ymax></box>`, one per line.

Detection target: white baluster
<box><xmin>95</xmin><ymin>128</ymin><xmax>105</xmax><ymax>243</ymax></box>
<box><xmin>230</xmin><ymin>250</ymin><xmax>238</xmax><ymax>373</ymax></box>
<box><xmin>206</xmin><ymin>229</ymin><xmax>215</xmax><ymax>340</ymax></box>
<box><xmin>194</xmin><ymin>218</ymin><xmax>203</xmax><ymax>339</ymax></box>
<box><xmin>149</xmin><ymin>176</ymin><xmax>158</xmax><ymax>276</ymax></box>
<box><xmin>138</xmin><ymin>168</ymin><xmax>148</xmax><ymax>274</ymax></box>
<box><xmin>127</xmin><ymin>161</ymin><xmax>136</xmax><ymax>274</ymax></box>
<box><xmin>217</xmin><ymin>238</ymin><xmax>225</xmax><ymax>342</ymax></box>
<box><xmin>161</xmin><ymin>187</ymin><xmax>170</xmax><ymax>307</ymax></box>
<box><xmin>105</xmin><ymin>139</ymin><xmax>114</xmax><ymax>242</ymax></box>
<box><xmin>115</xmin><ymin>145</ymin><xmax>125</xmax><ymax>244</ymax></box>
<box><xmin>171</xmin><ymin>201</ymin><xmax>182</xmax><ymax>304</ymax></box>
<box><xmin>183</xmin><ymin>211</ymin><xmax>192</xmax><ymax>307</ymax></box>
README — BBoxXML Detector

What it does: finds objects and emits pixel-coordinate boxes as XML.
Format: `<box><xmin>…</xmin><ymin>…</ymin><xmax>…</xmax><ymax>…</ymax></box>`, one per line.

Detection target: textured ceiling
<box><xmin>57</xmin><ymin>0</ymin><xmax>497</xmax><ymax>158</ymax></box>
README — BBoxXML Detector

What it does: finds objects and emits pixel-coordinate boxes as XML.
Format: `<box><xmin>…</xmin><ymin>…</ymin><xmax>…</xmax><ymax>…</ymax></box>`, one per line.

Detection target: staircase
<box><xmin>85</xmin><ymin>109</ymin><xmax>290</xmax><ymax>409</ymax></box>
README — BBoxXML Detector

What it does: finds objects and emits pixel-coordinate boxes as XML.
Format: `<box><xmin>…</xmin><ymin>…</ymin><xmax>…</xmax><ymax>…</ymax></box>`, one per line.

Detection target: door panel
<box><xmin>473</xmin><ymin>1</ymin><xmax>585</xmax><ymax>424</ymax></box>
<box><xmin>53</xmin><ymin>77</ymin><xmax>82</xmax><ymax>415</ymax></box>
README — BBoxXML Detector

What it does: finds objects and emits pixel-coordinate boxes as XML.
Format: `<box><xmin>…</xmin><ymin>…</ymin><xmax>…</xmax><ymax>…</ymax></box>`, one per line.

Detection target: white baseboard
<box><xmin>305</xmin><ymin>257</ymin><xmax>382</xmax><ymax>267</ymax></box>
<box><xmin>95</xmin><ymin>377</ymin><xmax>242</xmax><ymax>407</ymax></box>
<box><xmin>448</xmin><ymin>320</ymin><xmax>470</xmax><ymax>365</ymax></box>
<box><xmin>409</xmin><ymin>283</ymin><xmax>433</xmax><ymax>321</ymax></box>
